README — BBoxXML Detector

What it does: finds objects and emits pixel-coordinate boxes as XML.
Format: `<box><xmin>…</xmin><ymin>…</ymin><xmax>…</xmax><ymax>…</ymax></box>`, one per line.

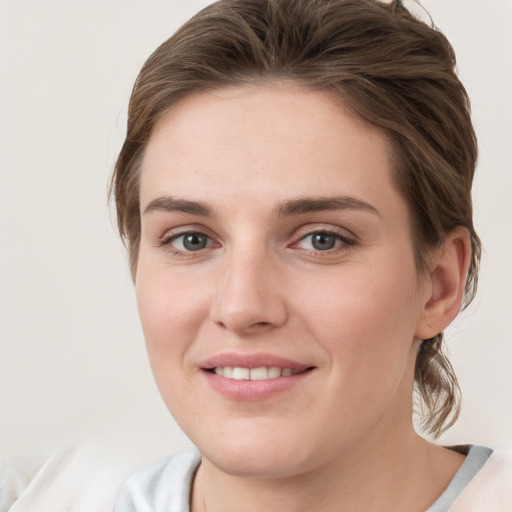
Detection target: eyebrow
<box><xmin>142</xmin><ymin>195</ymin><xmax>380</xmax><ymax>218</ymax></box>
<box><xmin>143</xmin><ymin>196</ymin><xmax>214</xmax><ymax>216</ymax></box>
<box><xmin>275</xmin><ymin>196</ymin><xmax>380</xmax><ymax>217</ymax></box>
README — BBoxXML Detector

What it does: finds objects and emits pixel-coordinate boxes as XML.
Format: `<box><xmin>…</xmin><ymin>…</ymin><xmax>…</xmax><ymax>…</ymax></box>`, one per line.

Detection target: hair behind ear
<box><xmin>415</xmin><ymin>334</ymin><xmax>461</xmax><ymax>437</ymax></box>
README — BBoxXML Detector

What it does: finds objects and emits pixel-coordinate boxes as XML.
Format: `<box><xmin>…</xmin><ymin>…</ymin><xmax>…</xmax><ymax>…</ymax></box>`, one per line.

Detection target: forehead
<box><xmin>140</xmin><ymin>85</ymin><xmax>401</xmax><ymax>217</ymax></box>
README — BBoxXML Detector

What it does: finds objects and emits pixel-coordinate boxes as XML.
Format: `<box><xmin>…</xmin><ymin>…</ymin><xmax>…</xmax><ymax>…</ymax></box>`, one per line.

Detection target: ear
<box><xmin>415</xmin><ymin>226</ymin><xmax>472</xmax><ymax>340</ymax></box>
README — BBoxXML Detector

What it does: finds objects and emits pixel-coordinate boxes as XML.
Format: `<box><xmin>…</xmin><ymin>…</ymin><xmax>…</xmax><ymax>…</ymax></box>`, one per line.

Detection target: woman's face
<box><xmin>136</xmin><ymin>86</ymin><xmax>431</xmax><ymax>478</ymax></box>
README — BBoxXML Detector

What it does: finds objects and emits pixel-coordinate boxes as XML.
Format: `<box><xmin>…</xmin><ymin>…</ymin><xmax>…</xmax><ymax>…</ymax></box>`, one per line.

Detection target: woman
<box><xmin>110</xmin><ymin>0</ymin><xmax>511</xmax><ymax>510</ymax></box>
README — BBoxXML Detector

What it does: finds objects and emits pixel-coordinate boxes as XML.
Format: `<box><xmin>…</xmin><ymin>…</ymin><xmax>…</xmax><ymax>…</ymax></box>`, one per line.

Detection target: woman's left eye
<box><xmin>295</xmin><ymin>231</ymin><xmax>353</xmax><ymax>252</ymax></box>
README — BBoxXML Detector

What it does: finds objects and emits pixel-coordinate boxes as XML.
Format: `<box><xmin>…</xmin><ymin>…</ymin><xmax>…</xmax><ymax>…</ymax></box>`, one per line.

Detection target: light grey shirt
<box><xmin>114</xmin><ymin>445</ymin><xmax>493</xmax><ymax>512</ymax></box>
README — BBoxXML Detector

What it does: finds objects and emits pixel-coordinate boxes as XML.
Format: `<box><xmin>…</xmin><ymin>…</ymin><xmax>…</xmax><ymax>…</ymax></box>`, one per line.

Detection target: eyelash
<box><xmin>157</xmin><ymin>228</ymin><xmax>356</xmax><ymax>258</ymax></box>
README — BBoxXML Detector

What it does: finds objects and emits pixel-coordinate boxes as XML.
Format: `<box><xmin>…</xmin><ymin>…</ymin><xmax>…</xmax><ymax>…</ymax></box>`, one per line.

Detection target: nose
<box><xmin>210</xmin><ymin>246</ymin><xmax>288</xmax><ymax>336</ymax></box>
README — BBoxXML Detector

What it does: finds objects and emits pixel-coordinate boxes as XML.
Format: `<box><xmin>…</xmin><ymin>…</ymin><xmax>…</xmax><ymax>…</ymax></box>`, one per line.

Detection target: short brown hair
<box><xmin>111</xmin><ymin>0</ymin><xmax>480</xmax><ymax>436</ymax></box>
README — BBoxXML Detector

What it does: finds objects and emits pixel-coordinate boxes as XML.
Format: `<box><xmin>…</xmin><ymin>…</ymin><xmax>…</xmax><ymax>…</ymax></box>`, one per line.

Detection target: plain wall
<box><xmin>1</xmin><ymin>0</ymin><xmax>511</xmax><ymax>461</ymax></box>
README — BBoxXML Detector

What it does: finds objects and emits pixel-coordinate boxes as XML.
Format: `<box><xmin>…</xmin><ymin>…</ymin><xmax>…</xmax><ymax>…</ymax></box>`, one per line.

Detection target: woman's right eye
<box><xmin>162</xmin><ymin>232</ymin><xmax>214</xmax><ymax>252</ymax></box>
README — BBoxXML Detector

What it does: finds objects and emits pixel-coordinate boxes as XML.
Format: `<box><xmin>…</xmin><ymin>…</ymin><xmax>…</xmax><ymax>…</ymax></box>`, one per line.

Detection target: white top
<box><xmin>114</xmin><ymin>445</ymin><xmax>512</xmax><ymax>512</ymax></box>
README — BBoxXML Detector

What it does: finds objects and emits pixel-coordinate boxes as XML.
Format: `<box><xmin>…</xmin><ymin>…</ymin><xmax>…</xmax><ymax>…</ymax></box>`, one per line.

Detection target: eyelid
<box><xmin>157</xmin><ymin>224</ymin><xmax>215</xmax><ymax>242</ymax></box>
<box><xmin>291</xmin><ymin>223</ymin><xmax>357</xmax><ymax>243</ymax></box>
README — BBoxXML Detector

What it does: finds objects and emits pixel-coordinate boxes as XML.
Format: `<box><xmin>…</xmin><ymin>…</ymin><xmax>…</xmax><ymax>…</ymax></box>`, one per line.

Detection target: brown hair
<box><xmin>111</xmin><ymin>0</ymin><xmax>480</xmax><ymax>436</ymax></box>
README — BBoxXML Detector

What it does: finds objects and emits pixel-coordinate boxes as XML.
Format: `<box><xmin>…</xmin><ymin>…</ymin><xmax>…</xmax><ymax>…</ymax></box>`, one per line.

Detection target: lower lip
<box><xmin>202</xmin><ymin>370</ymin><xmax>313</xmax><ymax>401</ymax></box>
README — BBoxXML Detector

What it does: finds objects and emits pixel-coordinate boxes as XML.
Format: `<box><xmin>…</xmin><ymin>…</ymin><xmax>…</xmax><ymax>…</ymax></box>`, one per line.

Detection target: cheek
<box><xmin>135</xmin><ymin>267</ymin><xmax>213</xmax><ymax>424</ymax></box>
<box><xmin>135</xmin><ymin>263</ymin><xmax>209</xmax><ymax>377</ymax></box>
<box><xmin>297</xmin><ymin>257</ymin><xmax>421</xmax><ymax>381</ymax></box>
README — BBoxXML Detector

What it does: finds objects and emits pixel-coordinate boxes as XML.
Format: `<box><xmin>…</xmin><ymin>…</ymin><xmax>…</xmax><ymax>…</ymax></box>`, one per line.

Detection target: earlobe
<box><xmin>415</xmin><ymin>227</ymin><xmax>472</xmax><ymax>340</ymax></box>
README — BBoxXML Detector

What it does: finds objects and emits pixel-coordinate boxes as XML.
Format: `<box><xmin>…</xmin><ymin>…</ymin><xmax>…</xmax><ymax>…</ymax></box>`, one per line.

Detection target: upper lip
<box><xmin>201</xmin><ymin>352</ymin><xmax>311</xmax><ymax>371</ymax></box>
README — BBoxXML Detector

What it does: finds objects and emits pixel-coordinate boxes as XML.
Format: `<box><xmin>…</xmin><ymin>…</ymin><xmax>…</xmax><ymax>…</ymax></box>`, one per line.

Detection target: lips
<box><xmin>201</xmin><ymin>353</ymin><xmax>314</xmax><ymax>400</ymax></box>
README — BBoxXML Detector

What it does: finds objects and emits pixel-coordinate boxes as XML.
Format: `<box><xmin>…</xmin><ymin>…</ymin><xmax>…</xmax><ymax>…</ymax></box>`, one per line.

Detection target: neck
<box><xmin>191</xmin><ymin>427</ymin><xmax>465</xmax><ymax>512</ymax></box>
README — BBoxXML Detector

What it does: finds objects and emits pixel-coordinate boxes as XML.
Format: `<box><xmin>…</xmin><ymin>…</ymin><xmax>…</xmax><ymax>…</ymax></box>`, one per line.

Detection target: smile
<box><xmin>211</xmin><ymin>366</ymin><xmax>303</xmax><ymax>380</ymax></box>
<box><xmin>201</xmin><ymin>353</ymin><xmax>315</xmax><ymax>399</ymax></box>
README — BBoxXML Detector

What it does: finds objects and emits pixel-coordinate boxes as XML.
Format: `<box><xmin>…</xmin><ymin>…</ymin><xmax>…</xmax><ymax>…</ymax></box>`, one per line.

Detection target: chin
<box><xmin>206</xmin><ymin>444</ymin><xmax>306</xmax><ymax>479</ymax></box>
<box><xmin>193</xmin><ymin>421</ymin><xmax>317</xmax><ymax>479</ymax></box>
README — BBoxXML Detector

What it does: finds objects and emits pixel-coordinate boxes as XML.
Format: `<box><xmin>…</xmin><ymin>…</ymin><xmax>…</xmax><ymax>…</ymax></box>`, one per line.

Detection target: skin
<box><xmin>136</xmin><ymin>85</ymin><xmax>470</xmax><ymax>512</ymax></box>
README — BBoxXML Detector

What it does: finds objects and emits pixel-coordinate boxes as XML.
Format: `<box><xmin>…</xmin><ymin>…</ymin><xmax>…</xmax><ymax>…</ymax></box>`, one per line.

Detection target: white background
<box><xmin>0</xmin><ymin>0</ymin><xmax>511</xmax><ymax>465</ymax></box>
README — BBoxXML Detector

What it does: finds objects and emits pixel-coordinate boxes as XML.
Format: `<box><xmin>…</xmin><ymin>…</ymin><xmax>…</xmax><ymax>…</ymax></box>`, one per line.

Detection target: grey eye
<box><xmin>182</xmin><ymin>233</ymin><xmax>208</xmax><ymax>251</ymax></box>
<box><xmin>295</xmin><ymin>230</ymin><xmax>354</xmax><ymax>253</ymax></box>
<box><xmin>171</xmin><ymin>232</ymin><xmax>211</xmax><ymax>251</ymax></box>
<box><xmin>310</xmin><ymin>232</ymin><xmax>337</xmax><ymax>251</ymax></box>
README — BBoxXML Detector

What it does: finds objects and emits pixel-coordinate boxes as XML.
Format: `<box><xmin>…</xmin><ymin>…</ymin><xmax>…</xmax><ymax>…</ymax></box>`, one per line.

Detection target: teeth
<box><xmin>232</xmin><ymin>367</ymin><xmax>250</xmax><ymax>380</ymax></box>
<box><xmin>250</xmin><ymin>367</ymin><xmax>268</xmax><ymax>380</ymax></box>
<box><xmin>268</xmin><ymin>366</ymin><xmax>281</xmax><ymax>378</ymax></box>
<box><xmin>212</xmin><ymin>366</ymin><xmax>299</xmax><ymax>380</ymax></box>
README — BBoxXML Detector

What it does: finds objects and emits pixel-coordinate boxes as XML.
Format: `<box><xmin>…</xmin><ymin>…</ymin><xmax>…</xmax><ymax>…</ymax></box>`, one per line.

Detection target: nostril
<box><xmin>211</xmin><ymin>297</ymin><xmax>288</xmax><ymax>334</ymax></box>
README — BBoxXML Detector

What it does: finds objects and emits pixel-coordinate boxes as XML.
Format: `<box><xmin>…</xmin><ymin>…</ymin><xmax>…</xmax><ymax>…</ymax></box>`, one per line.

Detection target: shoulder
<box><xmin>450</xmin><ymin>447</ymin><xmax>512</xmax><ymax>512</ymax></box>
<box><xmin>114</xmin><ymin>447</ymin><xmax>201</xmax><ymax>512</ymax></box>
